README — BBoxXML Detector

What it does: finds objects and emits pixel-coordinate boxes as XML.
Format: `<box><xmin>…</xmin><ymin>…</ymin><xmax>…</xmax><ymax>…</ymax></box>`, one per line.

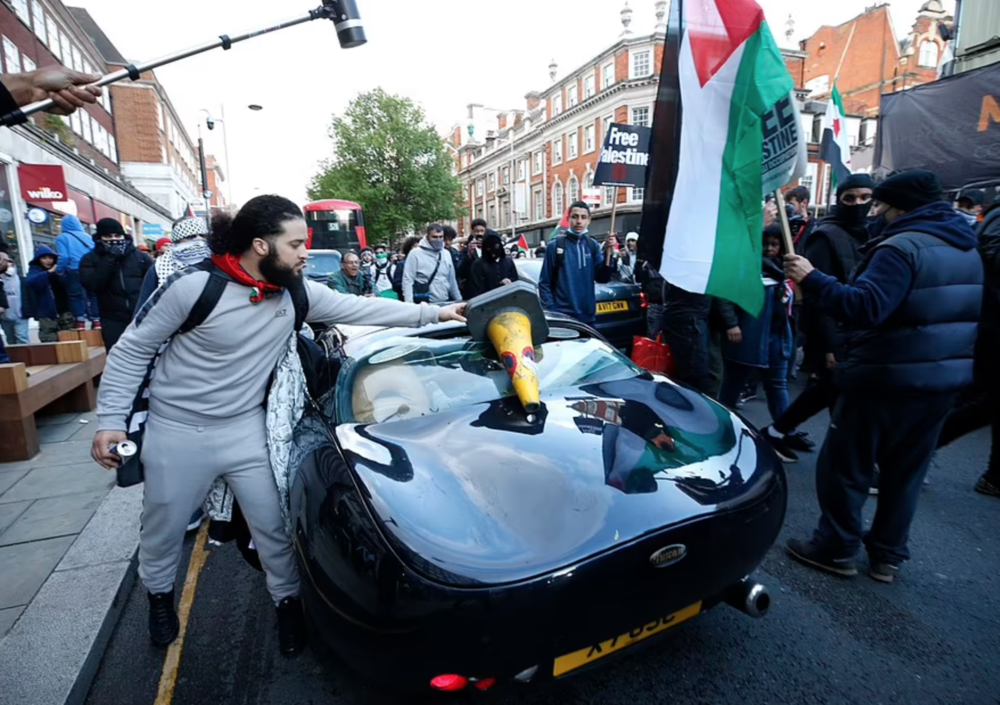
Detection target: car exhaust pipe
<box><xmin>724</xmin><ymin>578</ymin><xmax>771</xmax><ymax>618</ymax></box>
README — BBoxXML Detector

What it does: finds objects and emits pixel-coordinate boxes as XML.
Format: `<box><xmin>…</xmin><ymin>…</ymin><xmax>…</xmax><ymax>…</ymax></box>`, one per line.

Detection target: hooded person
<box><xmin>467</xmin><ymin>230</ymin><xmax>519</xmax><ymax>298</ymax></box>
<box><xmin>80</xmin><ymin>218</ymin><xmax>153</xmax><ymax>351</ymax></box>
<box><xmin>763</xmin><ymin>173</ymin><xmax>877</xmax><ymax>461</ymax></box>
<box><xmin>783</xmin><ymin>169</ymin><xmax>984</xmax><ymax>583</ymax></box>
<box><xmin>136</xmin><ymin>217</ymin><xmax>213</xmax><ymax>312</ymax></box>
<box><xmin>55</xmin><ymin>214</ymin><xmax>99</xmax><ymax>329</ymax></box>
<box><xmin>401</xmin><ymin>224</ymin><xmax>461</xmax><ymax>304</ymax></box>
<box><xmin>24</xmin><ymin>245</ymin><xmax>73</xmax><ymax>342</ymax></box>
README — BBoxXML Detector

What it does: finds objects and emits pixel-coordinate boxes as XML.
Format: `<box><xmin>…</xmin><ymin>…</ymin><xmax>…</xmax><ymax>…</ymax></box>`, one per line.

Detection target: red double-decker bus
<box><xmin>303</xmin><ymin>199</ymin><xmax>367</xmax><ymax>252</ymax></box>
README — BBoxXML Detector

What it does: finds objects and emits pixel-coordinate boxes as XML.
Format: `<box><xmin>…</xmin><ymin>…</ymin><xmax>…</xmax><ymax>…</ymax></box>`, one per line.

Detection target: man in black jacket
<box><xmin>783</xmin><ymin>170</ymin><xmax>983</xmax><ymax>583</ymax></box>
<box><xmin>80</xmin><ymin>218</ymin><xmax>152</xmax><ymax>351</ymax></box>
<box><xmin>763</xmin><ymin>174</ymin><xmax>875</xmax><ymax>462</ymax></box>
<box><xmin>468</xmin><ymin>231</ymin><xmax>518</xmax><ymax>298</ymax></box>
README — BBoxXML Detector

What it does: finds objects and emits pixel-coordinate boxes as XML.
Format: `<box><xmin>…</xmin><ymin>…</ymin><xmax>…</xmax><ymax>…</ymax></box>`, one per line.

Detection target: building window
<box><xmin>70</xmin><ymin>45</ymin><xmax>82</xmax><ymax>73</ymax></box>
<box><xmin>584</xmin><ymin>74</ymin><xmax>595</xmax><ymax>100</ymax></box>
<box><xmin>569</xmin><ymin>174</ymin><xmax>580</xmax><ymax>203</ymax></box>
<box><xmin>488</xmin><ymin>172</ymin><xmax>496</xmax><ymax>192</ymax></box>
<box><xmin>83</xmin><ymin>114</ymin><xmax>92</xmax><ymax>145</ymax></box>
<box><xmin>919</xmin><ymin>41</ymin><xmax>939</xmax><ymax>68</ymax></box>
<box><xmin>631</xmin><ymin>106</ymin><xmax>651</xmax><ymax>128</ymax></box>
<box><xmin>477</xmin><ymin>179</ymin><xmax>484</xmax><ymax>196</ymax></box>
<box><xmin>552</xmin><ymin>93</ymin><xmax>563</xmax><ymax>116</ymax></box>
<box><xmin>59</xmin><ymin>31</ymin><xmax>71</xmax><ymax>68</ymax></box>
<box><xmin>567</xmin><ymin>130</ymin><xmax>578</xmax><ymax>160</ymax></box>
<box><xmin>11</xmin><ymin>0</ymin><xmax>29</xmax><ymax>23</ymax></box>
<box><xmin>604</xmin><ymin>184</ymin><xmax>617</xmax><ymax>208</ymax></box>
<box><xmin>21</xmin><ymin>55</ymin><xmax>35</xmax><ymax>73</ymax></box>
<box><xmin>3</xmin><ymin>38</ymin><xmax>20</xmax><ymax>75</ymax></box>
<box><xmin>156</xmin><ymin>100</ymin><xmax>164</xmax><ymax>131</ymax></box>
<box><xmin>584</xmin><ymin>124</ymin><xmax>596</xmax><ymax>154</ymax></box>
<box><xmin>31</xmin><ymin>1</ymin><xmax>46</xmax><ymax>43</ymax></box>
<box><xmin>567</xmin><ymin>83</ymin><xmax>578</xmax><ymax>108</ymax></box>
<box><xmin>489</xmin><ymin>203</ymin><xmax>497</xmax><ymax>225</ymax></box>
<box><xmin>553</xmin><ymin>138</ymin><xmax>563</xmax><ymax>165</ymax></box>
<box><xmin>604</xmin><ymin>114</ymin><xmax>615</xmax><ymax>134</ymax></box>
<box><xmin>602</xmin><ymin>62</ymin><xmax>615</xmax><ymax>90</ymax></box>
<box><xmin>553</xmin><ymin>181</ymin><xmax>564</xmax><ymax>218</ymax></box>
<box><xmin>83</xmin><ymin>61</ymin><xmax>93</xmax><ymax>78</ymax></box>
<box><xmin>632</xmin><ymin>50</ymin><xmax>652</xmax><ymax>78</ymax></box>
<box><xmin>533</xmin><ymin>151</ymin><xmax>543</xmax><ymax>175</ymax></box>
<box><xmin>630</xmin><ymin>187</ymin><xmax>645</xmax><ymax>203</ymax></box>
<box><xmin>502</xmin><ymin>166</ymin><xmax>509</xmax><ymax>185</ymax></box>
<box><xmin>801</xmin><ymin>163</ymin><xmax>817</xmax><ymax>201</ymax></box>
<box><xmin>109</xmin><ymin>135</ymin><xmax>117</xmax><ymax>162</ymax></box>
<box><xmin>46</xmin><ymin>16</ymin><xmax>59</xmax><ymax>58</ymax></box>
<box><xmin>533</xmin><ymin>188</ymin><xmax>544</xmax><ymax>221</ymax></box>
<box><xmin>517</xmin><ymin>160</ymin><xmax>526</xmax><ymax>182</ymax></box>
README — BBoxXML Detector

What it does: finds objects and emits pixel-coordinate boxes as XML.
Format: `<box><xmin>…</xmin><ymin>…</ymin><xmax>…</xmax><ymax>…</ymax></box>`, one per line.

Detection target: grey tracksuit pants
<box><xmin>138</xmin><ymin>406</ymin><xmax>299</xmax><ymax>603</ymax></box>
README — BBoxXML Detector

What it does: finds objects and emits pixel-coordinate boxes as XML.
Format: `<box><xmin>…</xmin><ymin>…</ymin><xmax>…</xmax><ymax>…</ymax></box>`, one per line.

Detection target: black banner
<box><xmin>874</xmin><ymin>61</ymin><xmax>1000</xmax><ymax>192</ymax></box>
<box><xmin>593</xmin><ymin>123</ymin><xmax>652</xmax><ymax>188</ymax></box>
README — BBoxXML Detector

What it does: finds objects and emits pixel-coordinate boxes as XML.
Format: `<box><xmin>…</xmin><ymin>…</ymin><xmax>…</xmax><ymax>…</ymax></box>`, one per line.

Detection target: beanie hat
<box><xmin>155</xmin><ymin>237</ymin><xmax>171</xmax><ymax>252</ymax></box>
<box><xmin>836</xmin><ymin>173</ymin><xmax>875</xmax><ymax>199</ymax></box>
<box><xmin>873</xmin><ymin>170</ymin><xmax>943</xmax><ymax>212</ymax></box>
<box><xmin>171</xmin><ymin>216</ymin><xmax>210</xmax><ymax>243</ymax></box>
<box><xmin>95</xmin><ymin>218</ymin><xmax>125</xmax><ymax>239</ymax></box>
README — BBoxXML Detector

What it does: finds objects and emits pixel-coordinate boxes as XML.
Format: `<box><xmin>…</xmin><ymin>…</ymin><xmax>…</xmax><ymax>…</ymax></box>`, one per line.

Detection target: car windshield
<box><xmin>516</xmin><ymin>260</ymin><xmax>542</xmax><ymax>284</ymax></box>
<box><xmin>306</xmin><ymin>252</ymin><xmax>342</xmax><ymax>279</ymax></box>
<box><xmin>344</xmin><ymin>336</ymin><xmax>643</xmax><ymax>424</ymax></box>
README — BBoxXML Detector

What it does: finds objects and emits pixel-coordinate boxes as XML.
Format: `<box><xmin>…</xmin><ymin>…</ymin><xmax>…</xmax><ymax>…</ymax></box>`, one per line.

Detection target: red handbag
<box><xmin>631</xmin><ymin>333</ymin><xmax>676</xmax><ymax>375</ymax></box>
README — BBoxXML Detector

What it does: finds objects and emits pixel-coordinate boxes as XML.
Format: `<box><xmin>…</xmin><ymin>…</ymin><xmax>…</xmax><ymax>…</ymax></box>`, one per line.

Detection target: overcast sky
<box><xmin>73</xmin><ymin>0</ymin><xmax>952</xmax><ymax>206</ymax></box>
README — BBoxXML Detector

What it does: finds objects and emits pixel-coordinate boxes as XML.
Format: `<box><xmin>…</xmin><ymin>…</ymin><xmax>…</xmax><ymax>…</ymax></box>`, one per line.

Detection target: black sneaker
<box><xmin>786</xmin><ymin>538</ymin><xmax>858</xmax><ymax>577</ymax></box>
<box><xmin>869</xmin><ymin>464</ymin><xmax>880</xmax><ymax>496</ymax></box>
<box><xmin>869</xmin><ymin>560</ymin><xmax>900</xmax><ymax>584</ymax></box>
<box><xmin>783</xmin><ymin>431</ymin><xmax>816</xmax><ymax>452</ymax></box>
<box><xmin>276</xmin><ymin>596</ymin><xmax>307</xmax><ymax>656</ymax></box>
<box><xmin>148</xmin><ymin>590</ymin><xmax>179</xmax><ymax>647</ymax></box>
<box><xmin>975</xmin><ymin>475</ymin><xmax>1000</xmax><ymax>498</ymax></box>
<box><xmin>762</xmin><ymin>427</ymin><xmax>800</xmax><ymax>463</ymax></box>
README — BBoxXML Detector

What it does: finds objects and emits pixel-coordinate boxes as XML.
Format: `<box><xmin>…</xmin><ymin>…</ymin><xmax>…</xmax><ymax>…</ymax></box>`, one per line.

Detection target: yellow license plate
<box><xmin>552</xmin><ymin>602</ymin><xmax>701</xmax><ymax>677</ymax></box>
<box><xmin>597</xmin><ymin>300</ymin><xmax>629</xmax><ymax>314</ymax></box>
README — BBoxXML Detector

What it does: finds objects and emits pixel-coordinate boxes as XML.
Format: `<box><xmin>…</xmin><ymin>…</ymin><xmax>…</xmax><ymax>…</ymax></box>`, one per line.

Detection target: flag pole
<box><xmin>774</xmin><ymin>190</ymin><xmax>796</xmax><ymax>256</ymax></box>
<box><xmin>607</xmin><ymin>187</ymin><xmax>620</xmax><ymax>266</ymax></box>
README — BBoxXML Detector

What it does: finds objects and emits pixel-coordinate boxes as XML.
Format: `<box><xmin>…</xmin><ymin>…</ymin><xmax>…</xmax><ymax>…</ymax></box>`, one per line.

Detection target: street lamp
<box><xmin>199</xmin><ymin>107</ymin><xmax>234</xmax><ymax>213</ymax></box>
<box><xmin>468</xmin><ymin>103</ymin><xmax>520</xmax><ymax>243</ymax></box>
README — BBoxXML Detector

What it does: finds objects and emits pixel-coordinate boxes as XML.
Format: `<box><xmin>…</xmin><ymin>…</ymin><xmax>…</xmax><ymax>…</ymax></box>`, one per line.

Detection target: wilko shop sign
<box><xmin>18</xmin><ymin>164</ymin><xmax>68</xmax><ymax>202</ymax></box>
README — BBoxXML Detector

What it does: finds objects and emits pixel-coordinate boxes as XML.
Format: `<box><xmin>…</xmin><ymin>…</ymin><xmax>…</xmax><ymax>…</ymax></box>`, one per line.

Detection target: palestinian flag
<box><xmin>820</xmin><ymin>85</ymin><xmax>851</xmax><ymax>189</ymax></box>
<box><xmin>516</xmin><ymin>234</ymin><xmax>529</xmax><ymax>254</ymax></box>
<box><xmin>548</xmin><ymin>208</ymin><xmax>570</xmax><ymax>241</ymax></box>
<box><xmin>658</xmin><ymin>0</ymin><xmax>793</xmax><ymax>316</ymax></box>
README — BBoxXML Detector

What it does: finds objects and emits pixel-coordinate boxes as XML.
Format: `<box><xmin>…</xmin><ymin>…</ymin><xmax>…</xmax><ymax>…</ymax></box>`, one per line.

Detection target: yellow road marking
<box><xmin>154</xmin><ymin>522</ymin><xmax>210</xmax><ymax>705</ymax></box>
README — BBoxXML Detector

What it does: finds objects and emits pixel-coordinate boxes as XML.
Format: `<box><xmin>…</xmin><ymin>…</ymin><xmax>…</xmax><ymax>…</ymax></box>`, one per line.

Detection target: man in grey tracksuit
<box><xmin>91</xmin><ymin>196</ymin><xmax>466</xmax><ymax>655</ymax></box>
<box><xmin>402</xmin><ymin>224</ymin><xmax>461</xmax><ymax>304</ymax></box>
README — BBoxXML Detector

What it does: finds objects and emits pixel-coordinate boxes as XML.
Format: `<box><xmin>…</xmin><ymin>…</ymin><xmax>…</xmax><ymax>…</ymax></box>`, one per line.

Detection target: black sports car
<box><xmin>289</xmin><ymin>315</ymin><xmax>786</xmax><ymax>692</ymax></box>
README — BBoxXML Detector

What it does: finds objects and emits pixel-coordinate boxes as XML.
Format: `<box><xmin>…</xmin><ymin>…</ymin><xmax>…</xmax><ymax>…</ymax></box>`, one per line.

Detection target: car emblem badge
<box><xmin>650</xmin><ymin>544</ymin><xmax>687</xmax><ymax>568</ymax></box>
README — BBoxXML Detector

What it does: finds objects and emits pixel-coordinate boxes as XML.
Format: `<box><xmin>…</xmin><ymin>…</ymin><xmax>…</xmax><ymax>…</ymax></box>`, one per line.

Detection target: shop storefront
<box><xmin>0</xmin><ymin>162</ymin><xmax>18</xmax><ymax>264</ymax></box>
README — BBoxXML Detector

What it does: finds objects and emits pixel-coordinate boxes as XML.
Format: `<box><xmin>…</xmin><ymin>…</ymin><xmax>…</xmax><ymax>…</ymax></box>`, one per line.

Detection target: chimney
<box><xmin>498</xmin><ymin>113</ymin><xmax>508</xmax><ymax>131</ymax></box>
<box><xmin>525</xmin><ymin>91</ymin><xmax>541</xmax><ymax>111</ymax></box>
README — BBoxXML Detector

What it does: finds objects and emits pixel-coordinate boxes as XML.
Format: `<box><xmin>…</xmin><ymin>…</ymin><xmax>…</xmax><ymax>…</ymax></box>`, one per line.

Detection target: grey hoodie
<box><xmin>402</xmin><ymin>237</ymin><xmax>461</xmax><ymax>304</ymax></box>
<box><xmin>96</xmin><ymin>271</ymin><xmax>441</xmax><ymax>431</ymax></box>
<box><xmin>0</xmin><ymin>265</ymin><xmax>22</xmax><ymax>321</ymax></box>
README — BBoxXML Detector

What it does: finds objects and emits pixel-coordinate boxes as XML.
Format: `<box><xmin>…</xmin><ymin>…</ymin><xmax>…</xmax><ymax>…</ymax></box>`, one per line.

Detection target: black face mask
<box><xmin>259</xmin><ymin>248</ymin><xmax>302</xmax><ymax>289</ymax></box>
<box><xmin>866</xmin><ymin>214</ymin><xmax>889</xmax><ymax>240</ymax></box>
<box><xmin>836</xmin><ymin>203</ymin><xmax>871</xmax><ymax>229</ymax></box>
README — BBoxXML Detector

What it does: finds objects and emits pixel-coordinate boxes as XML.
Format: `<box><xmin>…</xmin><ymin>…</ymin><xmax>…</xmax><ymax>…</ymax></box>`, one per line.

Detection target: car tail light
<box><xmin>640</xmin><ymin>292</ymin><xmax>649</xmax><ymax>309</ymax></box>
<box><xmin>473</xmin><ymin>678</ymin><xmax>496</xmax><ymax>691</ymax></box>
<box><xmin>430</xmin><ymin>674</ymin><xmax>468</xmax><ymax>691</ymax></box>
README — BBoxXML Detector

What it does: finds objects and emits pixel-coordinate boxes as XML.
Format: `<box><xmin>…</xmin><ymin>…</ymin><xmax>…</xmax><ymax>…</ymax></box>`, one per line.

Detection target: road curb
<box><xmin>0</xmin><ymin>484</ymin><xmax>143</xmax><ymax>705</ymax></box>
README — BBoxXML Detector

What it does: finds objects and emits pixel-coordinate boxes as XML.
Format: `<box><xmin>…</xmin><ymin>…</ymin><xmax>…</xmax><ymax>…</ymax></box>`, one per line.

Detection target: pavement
<box><xmin>0</xmin><ymin>409</ymin><xmax>144</xmax><ymax>705</ymax></box>
<box><xmin>82</xmin><ymin>390</ymin><xmax>1000</xmax><ymax>705</ymax></box>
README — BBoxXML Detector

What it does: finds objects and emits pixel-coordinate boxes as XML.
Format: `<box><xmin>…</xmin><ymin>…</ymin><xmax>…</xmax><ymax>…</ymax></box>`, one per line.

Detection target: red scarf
<box><xmin>211</xmin><ymin>253</ymin><xmax>282</xmax><ymax>304</ymax></box>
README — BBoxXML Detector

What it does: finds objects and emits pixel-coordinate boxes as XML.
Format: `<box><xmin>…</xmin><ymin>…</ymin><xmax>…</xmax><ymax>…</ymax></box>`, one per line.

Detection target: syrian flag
<box><xmin>820</xmin><ymin>85</ymin><xmax>851</xmax><ymax>189</ymax></box>
<box><xmin>654</xmin><ymin>0</ymin><xmax>796</xmax><ymax>316</ymax></box>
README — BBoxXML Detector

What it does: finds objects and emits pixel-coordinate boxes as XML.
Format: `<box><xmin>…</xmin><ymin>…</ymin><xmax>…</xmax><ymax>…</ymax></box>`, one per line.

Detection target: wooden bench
<box><xmin>0</xmin><ymin>340</ymin><xmax>107</xmax><ymax>462</ymax></box>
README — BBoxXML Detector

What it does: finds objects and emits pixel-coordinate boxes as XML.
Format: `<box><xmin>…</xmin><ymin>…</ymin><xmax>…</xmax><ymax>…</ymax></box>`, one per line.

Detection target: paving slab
<box><xmin>0</xmin><ymin>606</ymin><xmax>24</xmax><ymax>639</ymax></box>
<box><xmin>35</xmin><ymin>413</ymin><xmax>84</xmax><ymax>428</ymax></box>
<box><xmin>58</xmin><ymin>486</ymin><xmax>143</xmax><ymax>571</ymax></box>
<box><xmin>0</xmin><ymin>492</ymin><xmax>107</xmax><ymax>547</ymax></box>
<box><xmin>0</xmin><ymin>469</ymin><xmax>30</xmax><ymax>498</ymax></box>
<box><xmin>0</xmin><ymin>560</ymin><xmax>135</xmax><ymax>705</ymax></box>
<box><xmin>0</xmin><ymin>501</ymin><xmax>31</xmax><ymax>533</ymax></box>
<box><xmin>37</xmin><ymin>423</ymin><xmax>88</xmax><ymax>444</ymax></box>
<box><xmin>1</xmin><ymin>464</ymin><xmax>114</xmax><ymax>504</ymax></box>
<box><xmin>0</xmin><ymin>536</ymin><xmax>76</xmax><ymax>609</ymax></box>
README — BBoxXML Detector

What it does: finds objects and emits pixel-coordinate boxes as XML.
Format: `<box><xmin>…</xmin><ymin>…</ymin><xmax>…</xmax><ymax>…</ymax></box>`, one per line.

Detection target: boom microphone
<box><xmin>1</xmin><ymin>0</ymin><xmax>366</xmax><ymax>127</ymax></box>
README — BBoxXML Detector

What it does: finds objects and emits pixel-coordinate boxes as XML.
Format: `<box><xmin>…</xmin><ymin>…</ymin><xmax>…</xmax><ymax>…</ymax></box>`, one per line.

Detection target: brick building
<box><xmin>0</xmin><ymin>0</ymin><xmax>172</xmax><ymax>268</ymax></box>
<box><xmin>205</xmin><ymin>155</ymin><xmax>228</xmax><ymax>215</ymax></box>
<box><xmin>69</xmin><ymin>7</ymin><xmax>202</xmax><ymax>229</ymax></box>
